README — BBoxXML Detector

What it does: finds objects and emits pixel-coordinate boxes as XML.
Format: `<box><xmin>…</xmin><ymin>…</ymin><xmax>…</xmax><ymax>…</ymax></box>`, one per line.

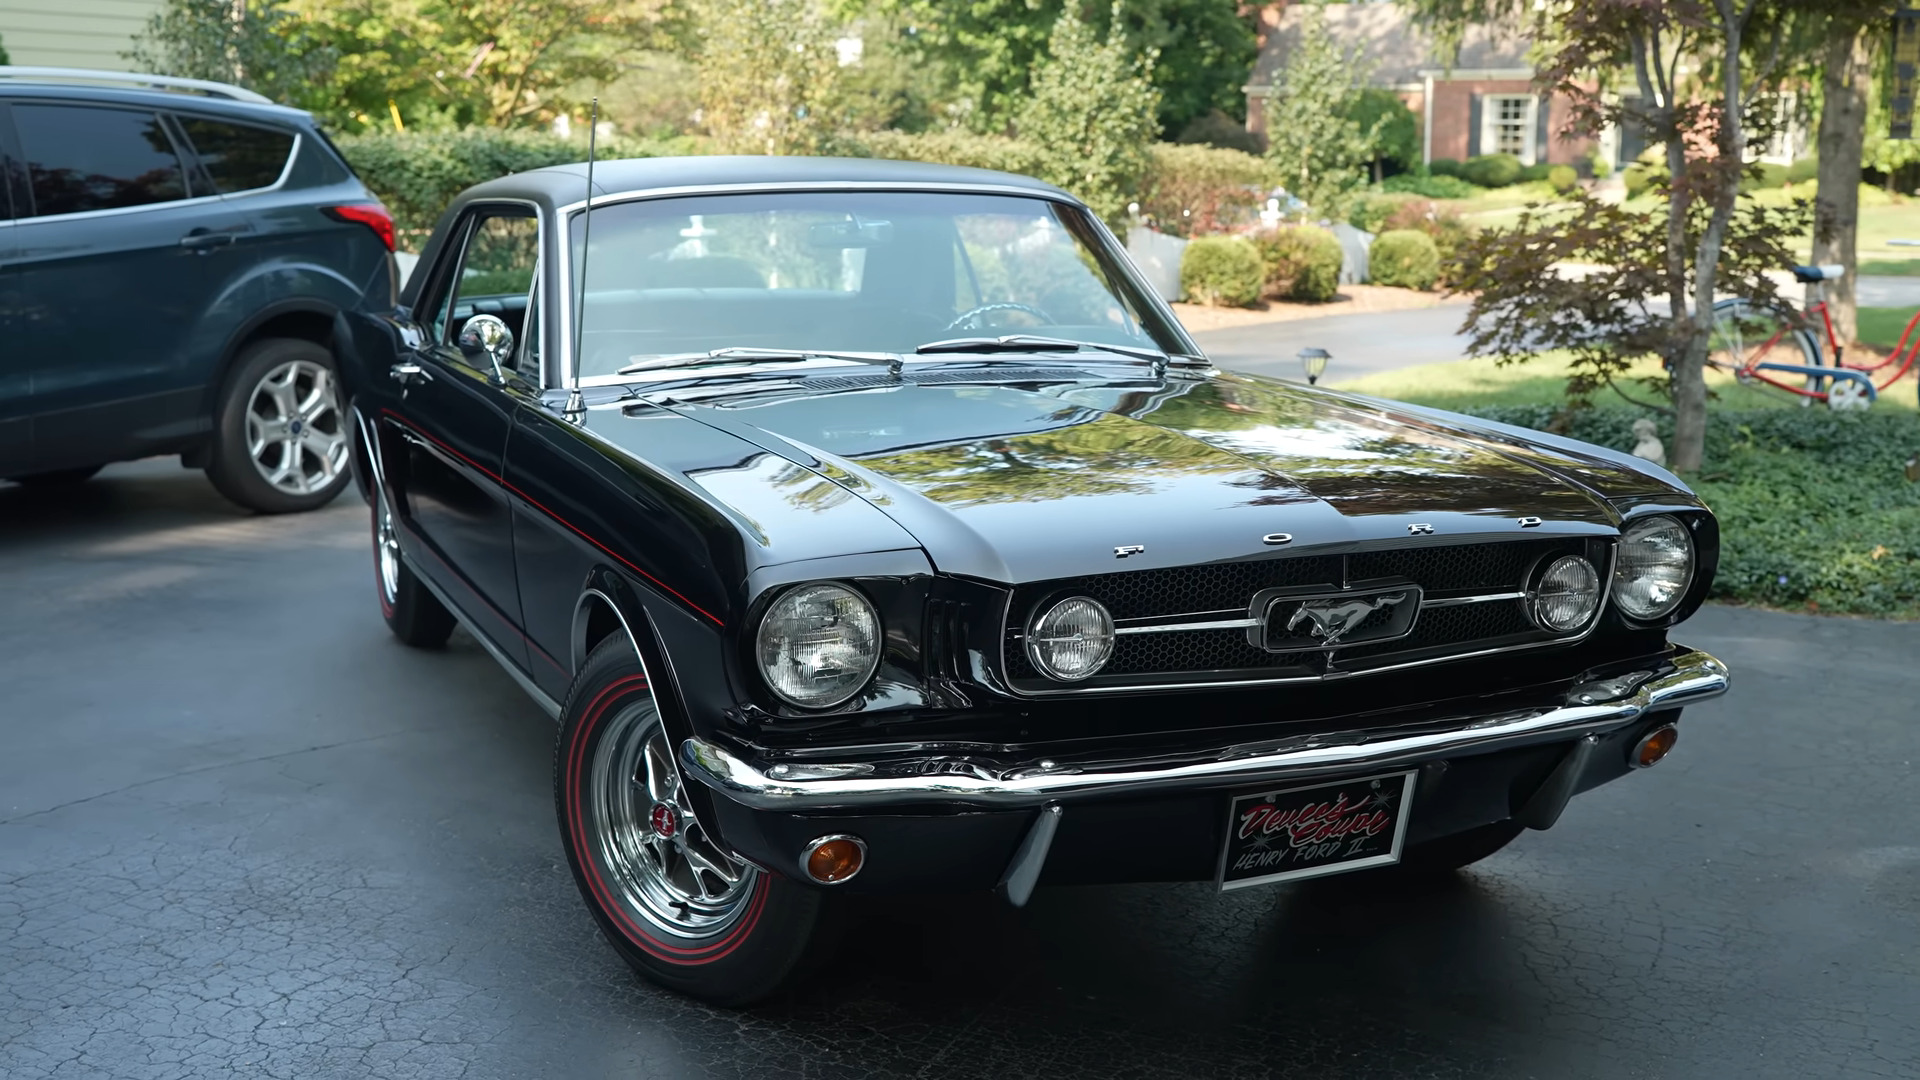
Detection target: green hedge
<box><xmin>336</xmin><ymin>129</ymin><xmax>698</xmax><ymax>238</ymax></box>
<box><xmin>1547</xmin><ymin>164</ymin><xmax>1579</xmax><ymax>193</ymax></box>
<box><xmin>1180</xmin><ymin>235</ymin><xmax>1265</xmax><ymax>307</ymax></box>
<box><xmin>1137</xmin><ymin>142</ymin><xmax>1278</xmax><ymax>238</ymax></box>
<box><xmin>846</xmin><ymin>129</ymin><xmax>1051</xmax><ymax>177</ymax></box>
<box><xmin>1461</xmin><ymin>406</ymin><xmax>1920</xmax><ymax>617</ymax></box>
<box><xmin>1251</xmin><ymin>225</ymin><xmax>1343</xmax><ymax>302</ymax></box>
<box><xmin>1380</xmin><ymin>173</ymin><xmax>1481</xmax><ymax>199</ymax></box>
<box><xmin>1369</xmin><ymin>229</ymin><xmax>1440</xmax><ymax>290</ymax></box>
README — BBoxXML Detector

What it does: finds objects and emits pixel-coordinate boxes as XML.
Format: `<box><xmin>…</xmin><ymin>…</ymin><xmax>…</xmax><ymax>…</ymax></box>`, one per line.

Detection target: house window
<box><xmin>1755</xmin><ymin>92</ymin><xmax>1800</xmax><ymax>165</ymax></box>
<box><xmin>1481</xmin><ymin>94</ymin><xmax>1538</xmax><ymax>165</ymax></box>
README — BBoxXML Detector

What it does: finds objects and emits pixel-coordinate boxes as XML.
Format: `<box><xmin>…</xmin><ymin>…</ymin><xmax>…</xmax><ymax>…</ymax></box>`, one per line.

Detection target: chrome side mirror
<box><xmin>458</xmin><ymin>314</ymin><xmax>514</xmax><ymax>381</ymax></box>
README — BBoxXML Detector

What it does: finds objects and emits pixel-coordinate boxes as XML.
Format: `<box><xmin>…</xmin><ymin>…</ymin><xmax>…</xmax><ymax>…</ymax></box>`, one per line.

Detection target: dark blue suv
<box><xmin>0</xmin><ymin>68</ymin><xmax>394</xmax><ymax>512</ymax></box>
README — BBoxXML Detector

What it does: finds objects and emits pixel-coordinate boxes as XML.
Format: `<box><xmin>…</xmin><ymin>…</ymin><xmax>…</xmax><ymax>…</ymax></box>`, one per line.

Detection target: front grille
<box><xmin>1002</xmin><ymin>537</ymin><xmax>1610</xmax><ymax>692</ymax></box>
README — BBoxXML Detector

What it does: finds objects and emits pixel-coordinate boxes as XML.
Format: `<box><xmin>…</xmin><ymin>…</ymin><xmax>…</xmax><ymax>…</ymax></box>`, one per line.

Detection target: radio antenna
<box><xmin>564</xmin><ymin>97</ymin><xmax>599</xmax><ymax>421</ymax></box>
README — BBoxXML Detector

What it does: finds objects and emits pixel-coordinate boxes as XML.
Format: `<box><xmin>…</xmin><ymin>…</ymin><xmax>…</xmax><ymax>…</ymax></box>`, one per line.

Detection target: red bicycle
<box><xmin>1707</xmin><ymin>264</ymin><xmax>1919</xmax><ymax>409</ymax></box>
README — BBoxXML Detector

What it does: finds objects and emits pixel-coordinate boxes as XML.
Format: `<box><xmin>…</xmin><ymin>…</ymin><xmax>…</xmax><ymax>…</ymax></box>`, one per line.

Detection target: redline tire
<box><xmin>554</xmin><ymin>637</ymin><xmax>830</xmax><ymax>1006</ymax></box>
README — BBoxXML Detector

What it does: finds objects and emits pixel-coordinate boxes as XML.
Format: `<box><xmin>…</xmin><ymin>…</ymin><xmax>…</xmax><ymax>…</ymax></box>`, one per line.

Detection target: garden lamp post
<box><xmin>1298</xmin><ymin>348</ymin><xmax>1330</xmax><ymax>385</ymax></box>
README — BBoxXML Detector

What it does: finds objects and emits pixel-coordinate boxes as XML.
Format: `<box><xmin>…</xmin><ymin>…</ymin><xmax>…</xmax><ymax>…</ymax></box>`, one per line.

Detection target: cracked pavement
<box><xmin>3</xmin><ymin>459</ymin><xmax>1917</xmax><ymax>1079</ymax></box>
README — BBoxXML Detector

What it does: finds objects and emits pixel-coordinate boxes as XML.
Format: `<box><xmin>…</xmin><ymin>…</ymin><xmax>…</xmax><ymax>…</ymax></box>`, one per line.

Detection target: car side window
<box><xmin>175</xmin><ymin>116</ymin><xmax>295</xmax><ymax>194</ymax></box>
<box><xmin>434</xmin><ymin>210</ymin><xmax>539</xmax><ymax>371</ymax></box>
<box><xmin>11</xmin><ymin>104</ymin><xmax>189</xmax><ymax>217</ymax></box>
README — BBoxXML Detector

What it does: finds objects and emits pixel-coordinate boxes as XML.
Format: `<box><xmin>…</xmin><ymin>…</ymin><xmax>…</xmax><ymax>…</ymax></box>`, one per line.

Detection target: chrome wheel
<box><xmin>586</xmin><ymin>699</ymin><xmax>758</xmax><ymax>939</ymax></box>
<box><xmin>245</xmin><ymin>359</ymin><xmax>347</xmax><ymax>495</ymax></box>
<box><xmin>373</xmin><ymin>481</ymin><xmax>401</xmax><ymax>607</ymax></box>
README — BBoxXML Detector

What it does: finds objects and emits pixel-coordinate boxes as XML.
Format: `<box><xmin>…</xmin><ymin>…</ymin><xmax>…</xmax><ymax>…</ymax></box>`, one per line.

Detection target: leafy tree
<box><xmin>1014</xmin><ymin>3</ymin><xmax>1160</xmax><ymax>227</ymax></box>
<box><xmin>135</xmin><ymin>0</ymin><xmax>679</xmax><ymax>131</ymax></box>
<box><xmin>306</xmin><ymin>0</ymin><xmax>675</xmax><ymax>129</ymax></box>
<box><xmin>869</xmin><ymin>0</ymin><xmax>1253</xmax><ymax>138</ymax></box>
<box><xmin>1801</xmin><ymin>3</ymin><xmax>1897</xmax><ymax>348</ymax></box>
<box><xmin>126</xmin><ymin>0</ymin><xmax>335</xmax><ymax>111</ymax></box>
<box><xmin>1342</xmin><ymin>88</ymin><xmax>1420</xmax><ymax>181</ymax></box>
<box><xmin>694</xmin><ymin>0</ymin><xmax>841</xmax><ymax>154</ymax></box>
<box><xmin>1262</xmin><ymin>9</ymin><xmax>1382</xmax><ymax>220</ymax></box>
<box><xmin>1439</xmin><ymin>0</ymin><xmax>1807</xmax><ymax>472</ymax></box>
<box><xmin>832</xmin><ymin>13</ymin><xmax>958</xmax><ymax>133</ymax></box>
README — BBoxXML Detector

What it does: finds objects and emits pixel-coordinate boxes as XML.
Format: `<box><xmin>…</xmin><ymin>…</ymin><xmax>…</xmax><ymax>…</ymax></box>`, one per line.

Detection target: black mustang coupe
<box><xmin>339</xmin><ymin>156</ymin><xmax>1730</xmax><ymax>1005</ymax></box>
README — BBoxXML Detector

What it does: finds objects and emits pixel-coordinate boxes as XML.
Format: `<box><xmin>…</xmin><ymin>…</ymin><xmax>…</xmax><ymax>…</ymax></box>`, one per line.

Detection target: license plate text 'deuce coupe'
<box><xmin>337</xmin><ymin>156</ymin><xmax>1729</xmax><ymax>1006</ymax></box>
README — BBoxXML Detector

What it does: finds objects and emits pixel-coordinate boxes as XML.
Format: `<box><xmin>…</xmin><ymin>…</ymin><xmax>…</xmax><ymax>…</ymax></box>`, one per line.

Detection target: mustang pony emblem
<box><xmin>1285</xmin><ymin>592</ymin><xmax>1411</xmax><ymax>646</ymax></box>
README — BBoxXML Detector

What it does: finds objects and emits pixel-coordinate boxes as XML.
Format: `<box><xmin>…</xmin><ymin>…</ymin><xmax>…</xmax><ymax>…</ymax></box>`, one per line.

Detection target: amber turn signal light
<box><xmin>801</xmin><ymin>835</ymin><xmax>866</xmax><ymax>884</ymax></box>
<box><xmin>1631</xmin><ymin>724</ymin><xmax>1679</xmax><ymax>769</ymax></box>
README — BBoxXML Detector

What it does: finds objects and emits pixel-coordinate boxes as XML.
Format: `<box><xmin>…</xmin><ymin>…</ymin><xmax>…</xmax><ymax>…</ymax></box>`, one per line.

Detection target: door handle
<box><xmin>390</xmin><ymin>362</ymin><xmax>433</xmax><ymax>386</ymax></box>
<box><xmin>178</xmin><ymin>229</ymin><xmax>236</xmax><ymax>251</ymax></box>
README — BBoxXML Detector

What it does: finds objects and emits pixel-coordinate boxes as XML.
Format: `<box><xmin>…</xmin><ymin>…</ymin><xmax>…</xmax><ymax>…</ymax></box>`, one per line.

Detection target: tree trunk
<box><xmin>1664</xmin><ymin>130</ymin><xmax>1706</xmax><ymax>474</ymax></box>
<box><xmin>1811</xmin><ymin>27</ymin><xmax>1871</xmax><ymax>348</ymax></box>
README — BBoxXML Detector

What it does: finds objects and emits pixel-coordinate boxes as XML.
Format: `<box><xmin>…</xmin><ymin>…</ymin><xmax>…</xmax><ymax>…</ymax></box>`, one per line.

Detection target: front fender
<box><xmin>575</xmin><ymin>566</ymin><xmax>740</xmax><ymax>856</ymax></box>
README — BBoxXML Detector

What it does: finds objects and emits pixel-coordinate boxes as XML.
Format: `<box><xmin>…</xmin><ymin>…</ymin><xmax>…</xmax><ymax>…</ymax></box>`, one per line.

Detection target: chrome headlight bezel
<box><xmin>1613</xmin><ymin>514</ymin><xmax>1697</xmax><ymax>622</ymax></box>
<box><xmin>1025</xmin><ymin>595</ymin><xmax>1116</xmax><ymax>682</ymax></box>
<box><xmin>754</xmin><ymin>582</ymin><xmax>883</xmax><ymax>709</ymax></box>
<box><xmin>1528</xmin><ymin>553</ymin><xmax>1603</xmax><ymax>634</ymax></box>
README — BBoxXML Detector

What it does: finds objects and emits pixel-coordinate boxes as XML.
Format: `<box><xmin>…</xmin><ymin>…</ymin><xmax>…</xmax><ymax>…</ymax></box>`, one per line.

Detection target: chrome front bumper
<box><xmin>681</xmin><ymin>647</ymin><xmax>1729</xmax><ymax>812</ymax></box>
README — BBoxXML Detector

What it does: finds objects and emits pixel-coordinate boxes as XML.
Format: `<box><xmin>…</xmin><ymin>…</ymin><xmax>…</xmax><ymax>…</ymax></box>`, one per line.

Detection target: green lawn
<box><xmin>1859</xmin><ymin>257</ymin><xmax>1920</xmax><ymax>276</ymax></box>
<box><xmin>1424</xmin><ymin>187</ymin><xmax>1920</xmax><ymax>272</ymax></box>
<box><xmin>1328</xmin><ymin>349</ymin><xmax>1920</xmax><ymax>618</ymax></box>
<box><xmin>1330</xmin><ymin>349</ymin><xmax>1918</xmax><ymax>413</ymax></box>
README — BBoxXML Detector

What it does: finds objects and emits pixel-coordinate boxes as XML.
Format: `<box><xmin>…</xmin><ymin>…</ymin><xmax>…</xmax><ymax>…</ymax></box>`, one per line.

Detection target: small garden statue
<box><xmin>1631</xmin><ymin>418</ymin><xmax>1666</xmax><ymax>468</ymax></box>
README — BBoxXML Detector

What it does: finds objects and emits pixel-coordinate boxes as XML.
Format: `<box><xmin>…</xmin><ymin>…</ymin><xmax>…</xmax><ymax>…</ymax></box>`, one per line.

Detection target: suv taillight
<box><xmin>322</xmin><ymin>203</ymin><xmax>395</xmax><ymax>252</ymax></box>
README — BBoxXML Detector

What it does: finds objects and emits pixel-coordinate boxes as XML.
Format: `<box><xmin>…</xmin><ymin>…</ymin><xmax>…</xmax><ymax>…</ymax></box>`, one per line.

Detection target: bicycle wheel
<box><xmin>1709</xmin><ymin>297</ymin><xmax>1824</xmax><ymax>404</ymax></box>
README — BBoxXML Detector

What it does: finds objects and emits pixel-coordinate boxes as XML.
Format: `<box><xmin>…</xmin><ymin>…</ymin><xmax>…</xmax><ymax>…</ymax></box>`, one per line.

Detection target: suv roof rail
<box><xmin>0</xmin><ymin>66</ymin><xmax>273</xmax><ymax>105</ymax></box>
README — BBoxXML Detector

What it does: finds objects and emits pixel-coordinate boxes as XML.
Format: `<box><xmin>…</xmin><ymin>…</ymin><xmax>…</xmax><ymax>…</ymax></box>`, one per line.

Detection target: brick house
<box><xmin>1242</xmin><ymin>2</ymin><xmax>1617</xmax><ymax>172</ymax></box>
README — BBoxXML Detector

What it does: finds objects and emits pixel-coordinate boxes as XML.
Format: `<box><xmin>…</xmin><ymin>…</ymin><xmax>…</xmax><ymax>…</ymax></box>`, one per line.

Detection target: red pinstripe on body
<box><xmin>379</xmin><ymin>408</ymin><xmax>725</xmax><ymax>628</ymax></box>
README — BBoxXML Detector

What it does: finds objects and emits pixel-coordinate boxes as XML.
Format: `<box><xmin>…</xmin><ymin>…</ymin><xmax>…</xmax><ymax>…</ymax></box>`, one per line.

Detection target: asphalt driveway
<box><xmin>2</xmin><ymin>461</ymin><xmax>1916</xmax><ymax>1079</ymax></box>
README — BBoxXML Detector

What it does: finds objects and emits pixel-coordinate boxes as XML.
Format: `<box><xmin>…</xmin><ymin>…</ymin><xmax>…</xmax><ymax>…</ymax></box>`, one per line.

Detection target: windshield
<box><xmin>567</xmin><ymin>190</ymin><xmax>1186</xmax><ymax>379</ymax></box>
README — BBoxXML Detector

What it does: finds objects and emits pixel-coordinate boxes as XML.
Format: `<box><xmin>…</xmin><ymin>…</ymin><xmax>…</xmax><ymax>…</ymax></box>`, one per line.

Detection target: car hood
<box><xmin>630</xmin><ymin>367</ymin><xmax>1681</xmax><ymax>584</ymax></box>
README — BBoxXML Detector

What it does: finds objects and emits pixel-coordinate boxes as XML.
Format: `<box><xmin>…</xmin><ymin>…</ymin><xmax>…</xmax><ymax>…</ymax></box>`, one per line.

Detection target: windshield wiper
<box><xmin>617</xmin><ymin>347</ymin><xmax>899</xmax><ymax>374</ymax></box>
<box><xmin>915</xmin><ymin>334</ymin><xmax>1171</xmax><ymax>366</ymax></box>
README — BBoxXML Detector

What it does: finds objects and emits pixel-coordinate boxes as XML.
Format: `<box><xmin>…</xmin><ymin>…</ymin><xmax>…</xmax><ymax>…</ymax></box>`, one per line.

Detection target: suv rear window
<box><xmin>177</xmin><ymin>116</ymin><xmax>295</xmax><ymax>193</ymax></box>
<box><xmin>12</xmin><ymin>104</ymin><xmax>187</xmax><ymax>216</ymax></box>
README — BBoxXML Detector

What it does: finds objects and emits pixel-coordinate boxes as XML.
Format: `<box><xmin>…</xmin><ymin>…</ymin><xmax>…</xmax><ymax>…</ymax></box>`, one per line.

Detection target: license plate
<box><xmin>1216</xmin><ymin>771</ymin><xmax>1416</xmax><ymax>891</ymax></box>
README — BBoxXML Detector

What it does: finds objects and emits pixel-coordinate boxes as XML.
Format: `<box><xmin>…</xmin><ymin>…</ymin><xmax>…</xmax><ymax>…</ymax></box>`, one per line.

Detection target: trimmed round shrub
<box><xmin>1547</xmin><ymin>164</ymin><xmax>1579</xmax><ymax>193</ymax></box>
<box><xmin>1180</xmin><ymin>235</ymin><xmax>1266</xmax><ymax>307</ymax></box>
<box><xmin>1250</xmin><ymin>225</ymin><xmax>1343</xmax><ymax>302</ymax></box>
<box><xmin>1586</xmin><ymin>148</ymin><xmax>1613</xmax><ymax>179</ymax></box>
<box><xmin>1369</xmin><ymin>229</ymin><xmax>1441</xmax><ymax>290</ymax></box>
<box><xmin>1380</xmin><ymin>200</ymin><xmax>1469</xmax><ymax>284</ymax></box>
<box><xmin>1428</xmin><ymin>158</ymin><xmax>1465</xmax><ymax>179</ymax></box>
<box><xmin>1461</xmin><ymin>153</ymin><xmax>1524</xmax><ymax>188</ymax></box>
<box><xmin>1518</xmin><ymin>161</ymin><xmax>1553</xmax><ymax>183</ymax></box>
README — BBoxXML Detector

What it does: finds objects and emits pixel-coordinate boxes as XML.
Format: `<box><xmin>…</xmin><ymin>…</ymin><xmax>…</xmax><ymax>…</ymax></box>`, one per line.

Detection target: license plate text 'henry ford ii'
<box><xmin>1218</xmin><ymin>772</ymin><xmax>1417</xmax><ymax>890</ymax></box>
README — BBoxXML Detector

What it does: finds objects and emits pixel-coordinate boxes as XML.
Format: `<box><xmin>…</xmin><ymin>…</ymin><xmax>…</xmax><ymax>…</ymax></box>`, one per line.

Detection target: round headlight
<box><xmin>755</xmin><ymin>583</ymin><xmax>881</xmax><ymax>709</ymax></box>
<box><xmin>1531</xmin><ymin>555</ymin><xmax>1601</xmax><ymax>633</ymax></box>
<box><xmin>1614</xmin><ymin>515</ymin><xmax>1695</xmax><ymax>621</ymax></box>
<box><xmin>1026</xmin><ymin>596</ymin><xmax>1115</xmax><ymax>681</ymax></box>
